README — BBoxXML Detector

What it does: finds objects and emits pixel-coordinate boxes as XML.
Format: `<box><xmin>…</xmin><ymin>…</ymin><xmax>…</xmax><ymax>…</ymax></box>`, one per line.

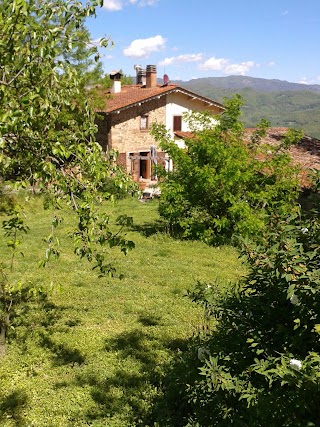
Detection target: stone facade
<box><xmin>109</xmin><ymin>97</ymin><xmax>166</xmax><ymax>154</ymax></box>
<box><xmin>95</xmin><ymin>87</ymin><xmax>224</xmax><ymax>183</ymax></box>
<box><xmin>96</xmin><ymin>96</ymin><xmax>167</xmax><ymax>179</ymax></box>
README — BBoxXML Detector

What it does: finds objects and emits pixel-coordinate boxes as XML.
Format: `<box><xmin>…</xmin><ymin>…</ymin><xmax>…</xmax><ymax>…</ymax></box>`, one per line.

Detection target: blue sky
<box><xmin>86</xmin><ymin>0</ymin><xmax>320</xmax><ymax>84</ymax></box>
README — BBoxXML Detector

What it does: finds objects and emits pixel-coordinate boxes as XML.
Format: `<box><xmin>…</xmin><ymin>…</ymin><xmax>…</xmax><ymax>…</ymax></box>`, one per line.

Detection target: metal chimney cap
<box><xmin>109</xmin><ymin>71</ymin><xmax>122</xmax><ymax>80</ymax></box>
<box><xmin>146</xmin><ymin>65</ymin><xmax>157</xmax><ymax>72</ymax></box>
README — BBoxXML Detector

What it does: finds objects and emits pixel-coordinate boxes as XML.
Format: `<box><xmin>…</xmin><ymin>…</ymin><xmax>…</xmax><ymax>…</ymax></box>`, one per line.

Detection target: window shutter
<box><xmin>173</xmin><ymin>116</ymin><xmax>182</xmax><ymax>131</ymax></box>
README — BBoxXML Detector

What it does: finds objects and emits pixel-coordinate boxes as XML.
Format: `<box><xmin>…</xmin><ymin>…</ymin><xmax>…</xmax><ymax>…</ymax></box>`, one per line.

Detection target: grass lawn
<box><xmin>0</xmin><ymin>195</ymin><xmax>243</xmax><ymax>426</ymax></box>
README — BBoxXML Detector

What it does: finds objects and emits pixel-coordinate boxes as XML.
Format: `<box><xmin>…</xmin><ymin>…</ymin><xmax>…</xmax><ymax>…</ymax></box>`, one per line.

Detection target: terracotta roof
<box><xmin>96</xmin><ymin>84</ymin><xmax>225</xmax><ymax>114</ymax></box>
<box><xmin>244</xmin><ymin>127</ymin><xmax>320</xmax><ymax>187</ymax></box>
<box><xmin>174</xmin><ymin>131</ymin><xmax>195</xmax><ymax>139</ymax></box>
<box><xmin>169</xmin><ymin>126</ymin><xmax>320</xmax><ymax>186</ymax></box>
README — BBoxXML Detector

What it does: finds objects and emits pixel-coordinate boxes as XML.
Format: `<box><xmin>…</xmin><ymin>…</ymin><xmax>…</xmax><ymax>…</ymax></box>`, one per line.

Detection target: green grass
<box><xmin>0</xmin><ymin>195</ymin><xmax>243</xmax><ymax>426</ymax></box>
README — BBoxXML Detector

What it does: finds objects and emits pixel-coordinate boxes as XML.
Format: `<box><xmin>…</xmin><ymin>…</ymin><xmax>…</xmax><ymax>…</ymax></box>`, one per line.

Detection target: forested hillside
<box><xmin>176</xmin><ymin>76</ymin><xmax>320</xmax><ymax>138</ymax></box>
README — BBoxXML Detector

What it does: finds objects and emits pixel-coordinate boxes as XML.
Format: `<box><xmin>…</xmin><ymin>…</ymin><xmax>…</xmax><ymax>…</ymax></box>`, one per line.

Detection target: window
<box><xmin>140</xmin><ymin>114</ymin><xmax>149</xmax><ymax>130</ymax></box>
<box><xmin>173</xmin><ymin>115</ymin><xmax>182</xmax><ymax>132</ymax></box>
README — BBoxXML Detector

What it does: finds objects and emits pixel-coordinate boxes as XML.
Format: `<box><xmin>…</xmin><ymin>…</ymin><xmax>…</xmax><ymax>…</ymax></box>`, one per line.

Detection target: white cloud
<box><xmin>267</xmin><ymin>61</ymin><xmax>276</xmax><ymax>67</ymax></box>
<box><xmin>224</xmin><ymin>61</ymin><xmax>255</xmax><ymax>75</ymax></box>
<box><xmin>103</xmin><ymin>0</ymin><xmax>158</xmax><ymax>10</ymax></box>
<box><xmin>136</xmin><ymin>0</ymin><xmax>158</xmax><ymax>5</ymax></box>
<box><xmin>159</xmin><ymin>53</ymin><xmax>203</xmax><ymax>66</ymax></box>
<box><xmin>199</xmin><ymin>56</ymin><xmax>256</xmax><ymax>75</ymax></box>
<box><xmin>103</xmin><ymin>0</ymin><xmax>123</xmax><ymax>10</ymax></box>
<box><xmin>123</xmin><ymin>35</ymin><xmax>166</xmax><ymax>58</ymax></box>
<box><xmin>298</xmin><ymin>77</ymin><xmax>309</xmax><ymax>84</ymax></box>
<box><xmin>281</xmin><ymin>10</ymin><xmax>289</xmax><ymax>16</ymax></box>
<box><xmin>199</xmin><ymin>57</ymin><xmax>229</xmax><ymax>71</ymax></box>
<box><xmin>297</xmin><ymin>76</ymin><xmax>320</xmax><ymax>85</ymax></box>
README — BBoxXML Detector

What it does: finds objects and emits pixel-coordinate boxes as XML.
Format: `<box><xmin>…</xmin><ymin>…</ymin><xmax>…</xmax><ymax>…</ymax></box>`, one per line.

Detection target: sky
<box><xmin>86</xmin><ymin>0</ymin><xmax>320</xmax><ymax>84</ymax></box>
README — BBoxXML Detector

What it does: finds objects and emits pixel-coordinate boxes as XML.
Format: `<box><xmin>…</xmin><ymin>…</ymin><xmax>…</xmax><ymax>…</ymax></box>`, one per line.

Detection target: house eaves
<box><xmin>96</xmin><ymin>84</ymin><xmax>225</xmax><ymax>115</ymax></box>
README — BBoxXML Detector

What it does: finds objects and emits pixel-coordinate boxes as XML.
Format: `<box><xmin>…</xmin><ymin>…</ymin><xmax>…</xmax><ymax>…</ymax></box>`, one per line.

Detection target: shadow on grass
<box><xmin>130</xmin><ymin>220</ymin><xmax>167</xmax><ymax>238</ymax></box>
<box><xmin>138</xmin><ymin>313</ymin><xmax>161</xmax><ymax>327</ymax></box>
<box><xmin>0</xmin><ymin>389</ymin><xmax>28</xmax><ymax>426</ymax></box>
<box><xmin>73</xmin><ymin>328</ymin><xmax>191</xmax><ymax>426</ymax></box>
<box><xmin>39</xmin><ymin>332</ymin><xmax>86</xmax><ymax>366</ymax></box>
<box><xmin>1</xmin><ymin>292</ymin><xmax>87</xmax><ymax>424</ymax></box>
<box><xmin>7</xmin><ymin>289</ymin><xmax>85</xmax><ymax>367</ymax></box>
<box><xmin>7</xmin><ymin>290</ymin><xmax>63</xmax><ymax>350</ymax></box>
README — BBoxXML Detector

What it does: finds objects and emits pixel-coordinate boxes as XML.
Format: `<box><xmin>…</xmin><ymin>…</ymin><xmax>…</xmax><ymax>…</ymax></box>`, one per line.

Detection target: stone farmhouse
<box><xmin>95</xmin><ymin>65</ymin><xmax>225</xmax><ymax>185</ymax></box>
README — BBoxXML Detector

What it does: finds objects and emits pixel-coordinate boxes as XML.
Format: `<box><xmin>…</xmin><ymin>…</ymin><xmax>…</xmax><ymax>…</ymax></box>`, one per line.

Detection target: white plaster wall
<box><xmin>165</xmin><ymin>93</ymin><xmax>193</xmax><ymax>135</ymax></box>
<box><xmin>165</xmin><ymin>92</ymin><xmax>219</xmax><ymax>148</ymax></box>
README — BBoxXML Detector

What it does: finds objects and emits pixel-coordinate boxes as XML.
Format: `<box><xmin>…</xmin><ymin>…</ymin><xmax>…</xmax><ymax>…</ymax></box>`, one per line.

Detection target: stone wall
<box><xmin>95</xmin><ymin>96</ymin><xmax>169</xmax><ymax>179</ymax></box>
<box><xmin>117</xmin><ymin>152</ymin><xmax>127</xmax><ymax>169</ymax></box>
<box><xmin>109</xmin><ymin>97</ymin><xmax>166</xmax><ymax>154</ymax></box>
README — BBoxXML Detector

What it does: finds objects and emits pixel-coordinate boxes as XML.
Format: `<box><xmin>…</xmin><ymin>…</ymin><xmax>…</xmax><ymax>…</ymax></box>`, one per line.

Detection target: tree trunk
<box><xmin>0</xmin><ymin>324</ymin><xmax>7</xmax><ymax>357</ymax></box>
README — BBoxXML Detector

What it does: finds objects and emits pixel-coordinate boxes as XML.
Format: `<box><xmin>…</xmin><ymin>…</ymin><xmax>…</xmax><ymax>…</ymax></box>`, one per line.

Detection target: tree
<box><xmin>0</xmin><ymin>0</ymin><xmax>135</xmax><ymax>353</ymax></box>
<box><xmin>151</xmin><ymin>96</ymin><xmax>302</xmax><ymax>245</ymax></box>
<box><xmin>1</xmin><ymin>0</ymin><xmax>103</xmax><ymax>180</ymax></box>
<box><xmin>88</xmin><ymin>69</ymin><xmax>134</xmax><ymax>111</ymax></box>
<box><xmin>100</xmin><ymin>70</ymin><xmax>134</xmax><ymax>88</ymax></box>
<box><xmin>62</xmin><ymin>26</ymin><xmax>105</xmax><ymax>87</ymax></box>
<box><xmin>177</xmin><ymin>211</ymin><xmax>320</xmax><ymax>426</ymax></box>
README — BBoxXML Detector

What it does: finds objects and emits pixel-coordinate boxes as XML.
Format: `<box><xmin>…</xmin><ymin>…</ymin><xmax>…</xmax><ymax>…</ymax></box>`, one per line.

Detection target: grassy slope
<box><xmin>0</xmin><ymin>196</ymin><xmax>242</xmax><ymax>427</ymax></box>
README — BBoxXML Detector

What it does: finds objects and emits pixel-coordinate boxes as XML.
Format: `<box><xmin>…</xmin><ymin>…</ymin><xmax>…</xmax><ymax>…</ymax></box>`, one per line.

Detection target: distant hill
<box><xmin>174</xmin><ymin>76</ymin><xmax>320</xmax><ymax>138</ymax></box>
<box><xmin>177</xmin><ymin>75</ymin><xmax>320</xmax><ymax>93</ymax></box>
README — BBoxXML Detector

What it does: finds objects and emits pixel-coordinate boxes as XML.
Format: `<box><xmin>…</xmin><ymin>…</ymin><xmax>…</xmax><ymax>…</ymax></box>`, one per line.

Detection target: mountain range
<box><xmin>173</xmin><ymin>76</ymin><xmax>320</xmax><ymax>138</ymax></box>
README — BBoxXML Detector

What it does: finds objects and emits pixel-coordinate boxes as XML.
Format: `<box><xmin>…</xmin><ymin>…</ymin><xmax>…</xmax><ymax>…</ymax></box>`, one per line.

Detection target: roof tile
<box><xmin>96</xmin><ymin>84</ymin><xmax>224</xmax><ymax>113</ymax></box>
<box><xmin>244</xmin><ymin>127</ymin><xmax>320</xmax><ymax>187</ymax></box>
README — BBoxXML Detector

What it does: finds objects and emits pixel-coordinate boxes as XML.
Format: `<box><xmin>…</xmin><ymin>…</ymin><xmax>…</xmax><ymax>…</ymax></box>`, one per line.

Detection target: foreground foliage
<box><xmin>0</xmin><ymin>0</ymin><xmax>135</xmax><ymax>352</ymax></box>
<box><xmin>151</xmin><ymin>96</ymin><xmax>302</xmax><ymax>245</ymax></box>
<box><xmin>163</xmin><ymin>208</ymin><xmax>320</xmax><ymax>426</ymax></box>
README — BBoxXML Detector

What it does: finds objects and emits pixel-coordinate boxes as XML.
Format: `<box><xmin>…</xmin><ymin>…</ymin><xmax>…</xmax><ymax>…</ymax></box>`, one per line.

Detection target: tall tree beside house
<box><xmin>62</xmin><ymin>26</ymin><xmax>105</xmax><ymax>86</ymax></box>
<box><xmin>88</xmin><ymin>69</ymin><xmax>134</xmax><ymax>110</ymax></box>
<box><xmin>151</xmin><ymin>95</ymin><xmax>302</xmax><ymax>245</ymax></box>
<box><xmin>0</xmin><ymin>0</ymin><xmax>134</xmax><ymax>353</ymax></box>
<box><xmin>100</xmin><ymin>70</ymin><xmax>133</xmax><ymax>88</ymax></box>
<box><xmin>60</xmin><ymin>27</ymin><xmax>134</xmax><ymax>109</ymax></box>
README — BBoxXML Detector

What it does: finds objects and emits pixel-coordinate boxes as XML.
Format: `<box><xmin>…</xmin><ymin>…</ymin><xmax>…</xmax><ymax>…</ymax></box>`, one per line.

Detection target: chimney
<box><xmin>109</xmin><ymin>70</ymin><xmax>122</xmax><ymax>93</ymax></box>
<box><xmin>146</xmin><ymin>65</ymin><xmax>157</xmax><ymax>88</ymax></box>
<box><xmin>134</xmin><ymin>65</ymin><xmax>146</xmax><ymax>85</ymax></box>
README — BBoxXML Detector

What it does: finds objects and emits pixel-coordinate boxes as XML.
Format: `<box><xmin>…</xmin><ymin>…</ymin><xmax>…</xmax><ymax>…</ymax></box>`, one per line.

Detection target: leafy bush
<box><xmin>99</xmin><ymin>177</ymin><xmax>131</xmax><ymax>199</ymax></box>
<box><xmin>176</xmin><ymin>213</ymin><xmax>320</xmax><ymax>426</ymax></box>
<box><xmin>151</xmin><ymin>96</ymin><xmax>302</xmax><ymax>245</ymax></box>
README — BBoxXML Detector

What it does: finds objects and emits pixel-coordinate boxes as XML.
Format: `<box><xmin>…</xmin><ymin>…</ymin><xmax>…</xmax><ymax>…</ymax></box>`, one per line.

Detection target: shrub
<box><xmin>151</xmin><ymin>96</ymin><xmax>302</xmax><ymax>245</ymax></box>
<box><xmin>179</xmin><ymin>213</ymin><xmax>320</xmax><ymax>426</ymax></box>
<box><xmin>99</xmin><ymin>176</ymin><xmax>137</xmax><ymax>200</ymax></box>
